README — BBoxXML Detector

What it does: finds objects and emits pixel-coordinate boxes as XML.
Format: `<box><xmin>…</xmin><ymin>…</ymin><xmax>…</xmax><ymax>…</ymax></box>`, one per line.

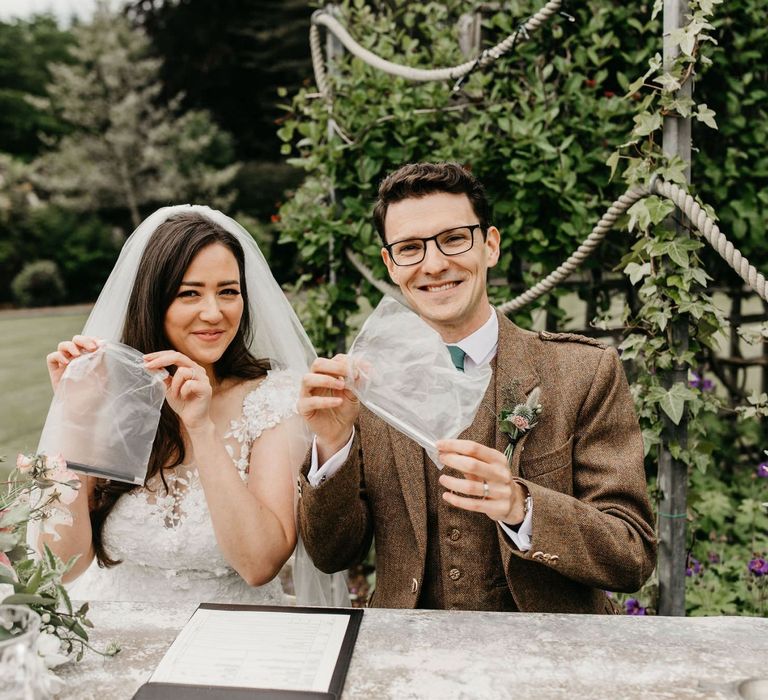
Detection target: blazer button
<box><xmin>549</xmin><ymin>555</ymin><xmax>559</xmax><ymax>565</ymax></box>
<box><xmin>449</xmin><ymin>529</ymin><xmax>460</xmax><ymax>542</ymax></box>
<box><xmin>411</xmin><ymin>578</ymin><xmax>419</xmax><ymax>594</ymax></box>
<box><xmin>449</xmin><ymin>568</ymin><xmax>461</xmax><ymax>581</ymax></box>
<box><xmin>542</xmin><ymin>553</ymin><xmax>552</xmax><ymax>561</ymax></box>
<box><xmin>532</xmin><ymin>551</ymin><xmax>545</xmax><ymax>561</ymax></box>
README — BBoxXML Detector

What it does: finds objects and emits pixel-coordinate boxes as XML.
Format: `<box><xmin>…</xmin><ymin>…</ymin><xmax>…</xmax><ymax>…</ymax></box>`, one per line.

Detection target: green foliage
<box><xmin>11</xmin><ymin>260</ymin><xmax>66</xmax><ymax>308</ymax></box>
<box><xmin>0</xmin><ymin>15</ymin><xmax>73</xmax><ymax>159</ymax></box>
<box><xmin>277</xmin><ymin>1</ymin><xmax>668</xmax><ymax>352</ymax></box>
<box><xmin>0</xmin><ymin>155</ymin><xmax>120</xmax><ymax>303</ymax></box>
<box><xmin>31</xmin><ymin>3</ymin><xmax>240</xmax><ymax>228</ymax></box>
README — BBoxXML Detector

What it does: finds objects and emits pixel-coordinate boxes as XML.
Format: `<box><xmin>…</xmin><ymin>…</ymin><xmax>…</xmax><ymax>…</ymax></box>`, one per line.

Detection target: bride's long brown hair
<box><xmin>90</xmin><ymin>212</ymin><xmax>270</xmax><ymax>567</ymax></box>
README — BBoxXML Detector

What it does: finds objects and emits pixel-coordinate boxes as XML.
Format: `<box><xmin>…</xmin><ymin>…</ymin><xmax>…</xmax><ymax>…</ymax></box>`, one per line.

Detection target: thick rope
<box><xmin>498</xmin><ymin>179</ymin><xmax>768</xmax><ymax>313</ymax></box>
<box><xmin>310</xmin><ymin>0</ymin><xmax>562</xmax><ymax>88</ymax></box>
<box><xmin>655</xmin><ymin>180</ymin><xmax>767</xmax><ymax>301</ymax></box>
<box><xmin>498</xmin><ymin>187</ymin><xmax>648</xmax><ymax>313</ymax></box>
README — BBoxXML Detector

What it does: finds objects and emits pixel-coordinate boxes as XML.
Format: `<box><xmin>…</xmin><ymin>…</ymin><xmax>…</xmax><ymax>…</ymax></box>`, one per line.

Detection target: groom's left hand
<box><xmin>436</xmin><ymin>439</ymin><xmax>527</xmax><ymax>525</ymax></box>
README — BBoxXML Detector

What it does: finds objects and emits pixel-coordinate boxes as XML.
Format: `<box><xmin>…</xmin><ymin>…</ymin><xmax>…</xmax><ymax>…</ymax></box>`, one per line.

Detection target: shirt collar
<box><xmin>454</xmin><ymin>306</ymin><xmax>498</xmax><ymax>367</ymax></box>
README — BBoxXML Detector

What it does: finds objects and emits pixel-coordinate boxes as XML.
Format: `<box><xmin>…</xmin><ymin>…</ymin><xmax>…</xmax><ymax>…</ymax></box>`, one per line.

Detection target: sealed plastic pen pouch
<box><xmin>37</xmin><ymin>341</ymin><xmax>168</xmax><ymax>485</ymax></box>
<box><xmin>346</xmin><ymin>296</ymin><xmax>491</xmax><ymax>467</ymax></box>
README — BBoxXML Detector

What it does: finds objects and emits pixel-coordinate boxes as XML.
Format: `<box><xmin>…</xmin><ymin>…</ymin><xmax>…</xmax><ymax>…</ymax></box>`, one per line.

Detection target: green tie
<box><xmin>447</xmin><ymin>345</ymin><xmax>466</xmax><ymax>372</ymax></box>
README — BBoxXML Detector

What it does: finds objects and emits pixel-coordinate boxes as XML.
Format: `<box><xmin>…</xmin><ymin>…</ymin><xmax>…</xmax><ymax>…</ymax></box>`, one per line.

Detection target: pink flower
<box><xmin>511</xmin><ymin>415</ymin><xmax>530</xmax><ymax>431</ymax></box>
<box><xmin>0</xmin><ymin>551</ymin><xmax>11</xmax><ymax>569</ymax></box>
<box><xmin>49</xmin><ymin>466</ymin><xmax>81</xmax><ymax>505</ymax></box>
<box><xmin>44</xmin><ymin>453</ymin><xmax>67</xmax><ymax>474</ymax></box>
<box><xmin>16</xmin><ymin>454</ymin><xmax>34</xmax><ymax>473</ymax></box>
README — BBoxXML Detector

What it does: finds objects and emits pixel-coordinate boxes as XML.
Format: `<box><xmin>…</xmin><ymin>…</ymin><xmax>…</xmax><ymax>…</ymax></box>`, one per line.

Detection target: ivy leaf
<box><xmin>633</xmin><ymin>111</ymin><xmax>663</xmax><ymax>137</ymax></box>
<box><xmin>627</xmin><ymin>199</ymin><xmax>650</xmax><ymax>232</ymax></box>
<box><xmin>606</xmin><ymin>151</ymin><xmax>620</xmax><ymax>181</ymax></box>
<box><xmin>654</xmin><ymin>72</ymin><xmax>681</xmax><ymax>92</ymax></box>
<box><xmin>645</xmin><ymin>196</ymin><xmax>676</xmax><ymax>225</ymax></box>
<box><xmin>696</xmin><ymin>103</ymin><xmax>718</xmax><ymax>129</ymax></box>
<box><xmin>659</xmin><ymin>157</ymin><xmax>688</xmax><ymax>184</ymax></box>
<box><xmin>659</xmin><ymin>383</ymin><xmax>697</xmax><ymax>425</ymax></box>
<box><xmin>672</xmin><ymin>27</ymin><xmax>696</xmax><ymax>56</ymax></box>
<box><xmin>624</xmin><ymin>261</ymin><xmax>651</xmax><ymax>285</ymax></box>
<box><xmin>665</xmin><ymin>240</ymin><xmax>692</xmax><ymax>268</ymax></box>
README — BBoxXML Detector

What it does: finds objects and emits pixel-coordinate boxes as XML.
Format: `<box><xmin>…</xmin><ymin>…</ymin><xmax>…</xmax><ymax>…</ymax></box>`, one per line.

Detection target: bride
<box><xmin>39</xmin><ymin>206</ymin><xmax>346</xmax><ymax>606</ymax></box>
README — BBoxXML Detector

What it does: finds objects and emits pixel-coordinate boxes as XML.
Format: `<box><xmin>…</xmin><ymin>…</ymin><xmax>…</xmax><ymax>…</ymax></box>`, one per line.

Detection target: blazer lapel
<box><xmin>493</xmin><ymin>311</ymin><xmax>540</xmax><ymax>477</ymax></box>
<box><xmin>388</xmin><ymin>423</ymin><xmax>428</xmax><ymax>556</ymax></box>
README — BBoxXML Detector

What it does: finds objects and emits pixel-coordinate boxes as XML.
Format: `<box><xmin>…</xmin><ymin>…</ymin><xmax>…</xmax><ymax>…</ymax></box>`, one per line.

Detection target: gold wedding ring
<box><xmin>482</xmin><ymin>480</ymin><xmax>489</xmax><ymax>500</ymax></box>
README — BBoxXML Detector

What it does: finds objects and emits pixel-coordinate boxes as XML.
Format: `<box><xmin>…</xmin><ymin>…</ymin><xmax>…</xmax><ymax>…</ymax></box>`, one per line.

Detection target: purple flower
<box><xmin>685</xmin><ymin>557</ymin><xmax>703</xmax><ymax>577</ymax></box>
<box><xmin>707</xmin><ymin>551</ymin><xmax>720</xmax><ymax>564</ymax></box>
<box><xmin>748</xmin><ymin>558</ymin><xmax>768</xmax><ymax>576</ymax></box>
<box><xmin>757</xmin><ymin>463</ymin><xmax>768</xmax><ymax>479</ymax></box>
<box><xmin>625</xmin><ymin>598</ymin><xmax>647</xmax><ymax>615</ymax></box>
<box><xmin>689</xmin><ymin>371</ymin><xmax>714</xmax><ymax>392</ymax></box>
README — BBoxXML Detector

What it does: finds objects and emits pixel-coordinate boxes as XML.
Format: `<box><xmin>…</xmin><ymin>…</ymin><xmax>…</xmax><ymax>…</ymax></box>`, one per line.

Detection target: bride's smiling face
<box><xmin>163</xmin><ymin>243</ymin><xmax>244</xmax><ymax>370</ymax></box>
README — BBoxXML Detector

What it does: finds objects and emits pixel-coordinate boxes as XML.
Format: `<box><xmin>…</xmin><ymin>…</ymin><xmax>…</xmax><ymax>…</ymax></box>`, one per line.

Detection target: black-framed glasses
<box><xmin>384</xmin><ymin>224</ymin><xmax>485</xmax><ymax>266</ymax></box>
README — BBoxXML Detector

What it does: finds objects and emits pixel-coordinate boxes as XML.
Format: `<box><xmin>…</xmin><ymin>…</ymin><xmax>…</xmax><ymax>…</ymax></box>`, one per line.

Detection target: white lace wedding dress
<box><xmin>68</xmin><ymin>370</ymin><xmax>298</xmax><ymax>605</ymax></box>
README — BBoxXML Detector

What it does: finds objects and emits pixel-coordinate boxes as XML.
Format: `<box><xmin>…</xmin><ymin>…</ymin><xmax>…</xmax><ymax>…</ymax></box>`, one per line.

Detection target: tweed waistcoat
<box><xmin>418</xmin><ymin>360</ymin><xmax>517</xmax><ymax>610</ymax></box>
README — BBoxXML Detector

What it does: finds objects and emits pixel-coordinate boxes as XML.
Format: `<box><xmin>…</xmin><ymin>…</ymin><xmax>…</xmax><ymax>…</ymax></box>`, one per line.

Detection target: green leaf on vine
<box><xmin>659</xmin><ymin>384</ymin><xmax>697</xmax><ymax>425</ymax></box>
<box><xmin>625</xmin><ymin>261</ymin><xmax>651</xmax><ymax>285</ymax></box>
<box><xmin>695</xmin><ymin>103</ymin><xmax>717</xmax><ymax>128</ymax></box>
<box><xmin>632</xmin><ymin>111</ymin><xmax>662</xmax><ymax>137</ymax></box>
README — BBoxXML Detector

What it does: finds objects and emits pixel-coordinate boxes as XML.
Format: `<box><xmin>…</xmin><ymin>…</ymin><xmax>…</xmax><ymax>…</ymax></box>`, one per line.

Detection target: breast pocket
<box><xmin>520</xmin><ymin>436</ymin><xmax>573</xmax><ymax>495</ymax></box>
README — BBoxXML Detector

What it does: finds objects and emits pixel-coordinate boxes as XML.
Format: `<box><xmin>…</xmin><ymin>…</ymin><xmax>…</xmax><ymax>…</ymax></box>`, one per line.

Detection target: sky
<box><xmin>0</xmin><ymin>0</ymin><xmax>104</xmax><ymax>25</ymax></box>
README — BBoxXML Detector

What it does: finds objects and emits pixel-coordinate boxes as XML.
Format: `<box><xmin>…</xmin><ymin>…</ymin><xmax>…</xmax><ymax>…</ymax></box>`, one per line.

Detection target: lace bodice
<box><xmin>68</xmin><ymin>370</ymin><xmax>299</xmax><ymax>604</ymax></box>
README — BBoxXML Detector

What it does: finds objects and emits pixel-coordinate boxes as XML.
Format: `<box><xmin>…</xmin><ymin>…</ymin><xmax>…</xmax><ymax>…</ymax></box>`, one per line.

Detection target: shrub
<box><xmin>11</xmin><ymin>259</ymin><xmax>66</xmax><ymax>308</ymax></box>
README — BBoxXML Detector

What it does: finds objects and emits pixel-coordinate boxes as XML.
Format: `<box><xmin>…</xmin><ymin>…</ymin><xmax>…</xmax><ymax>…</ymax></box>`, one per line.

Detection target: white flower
<box><xmin>36</xmin><ymin>631</ymin><xmax>69</xmax><ymax>668</ymax></box>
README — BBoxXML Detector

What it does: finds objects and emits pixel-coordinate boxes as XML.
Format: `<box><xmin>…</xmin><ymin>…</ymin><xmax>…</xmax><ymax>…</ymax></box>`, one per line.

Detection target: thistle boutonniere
<box><xmin>498</xmin><ymin>387</ymin><xmax>542</xmax><ymax>464</ymax></box>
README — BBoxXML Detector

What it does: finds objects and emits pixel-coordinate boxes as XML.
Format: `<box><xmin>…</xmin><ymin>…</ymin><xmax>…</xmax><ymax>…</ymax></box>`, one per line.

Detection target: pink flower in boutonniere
<box><xmin>498</xmin><ymin>387</ymin><xmax>542</xmax><ymax>465</ymax></box>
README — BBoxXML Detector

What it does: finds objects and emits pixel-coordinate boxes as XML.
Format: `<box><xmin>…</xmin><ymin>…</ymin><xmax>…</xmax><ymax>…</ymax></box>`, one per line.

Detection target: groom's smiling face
<box><xmin>381</xmin><ymin>192</ymin><xmax>500</xmax><ymax>343</ymax></box>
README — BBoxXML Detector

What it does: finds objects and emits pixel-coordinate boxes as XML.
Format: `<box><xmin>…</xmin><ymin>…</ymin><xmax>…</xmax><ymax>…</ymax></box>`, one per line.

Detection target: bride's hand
<box><xmin>46</xmin><ymin>335</ymin><xmax>103</xmax><ymax>392</ymax></box>
<box><xmin>143</xmin><ymin>351</ymin><xmax>213</xmax><ymax>432</ymax></box>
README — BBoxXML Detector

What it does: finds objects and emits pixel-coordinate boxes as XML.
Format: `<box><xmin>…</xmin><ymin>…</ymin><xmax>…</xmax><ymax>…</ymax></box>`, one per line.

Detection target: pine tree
<box><xmin>33</xmin><ymin>1</ymin><xmax>239</xmax><ymax>228</ymax></box>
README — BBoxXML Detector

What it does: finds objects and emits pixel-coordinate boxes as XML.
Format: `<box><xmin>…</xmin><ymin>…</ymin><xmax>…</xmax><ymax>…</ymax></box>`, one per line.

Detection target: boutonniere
<box><xmin>498</xmin><ymin>387</ymin><xmax>542</xmax><ymax>464</ymax></box>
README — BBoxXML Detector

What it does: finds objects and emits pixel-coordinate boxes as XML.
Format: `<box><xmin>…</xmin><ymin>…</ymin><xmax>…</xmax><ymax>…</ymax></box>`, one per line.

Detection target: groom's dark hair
<box><xmin>372</xmin><ymin>162</ymin><xmax>491</xmax><ymax>243</ymax></box>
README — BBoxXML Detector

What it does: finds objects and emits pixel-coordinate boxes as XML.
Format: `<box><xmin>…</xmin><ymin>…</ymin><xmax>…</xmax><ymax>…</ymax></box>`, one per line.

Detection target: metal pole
<box><xmin>324</xmin><ymin>5</ymin><xmax>347</xmax><ymax>354</ymax></box>
<box><xmin>657</xmin><ymin>0</ymin><xmax>692</xmax><ymax>617</ymax></box>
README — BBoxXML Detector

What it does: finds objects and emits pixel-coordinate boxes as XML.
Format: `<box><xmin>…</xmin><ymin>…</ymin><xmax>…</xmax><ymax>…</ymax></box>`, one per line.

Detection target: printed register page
<box><xmin>149</xmin><ymin>605</ymin><xmax>360</xmax><ymax>693</ymax></box>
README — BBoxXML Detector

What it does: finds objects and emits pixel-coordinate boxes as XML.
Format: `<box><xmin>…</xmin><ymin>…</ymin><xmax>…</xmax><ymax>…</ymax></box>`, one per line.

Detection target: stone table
<box><xmin>57</xmin><ymin>602</ymin><xmax>768</xmax><ymax>699</ymax></box>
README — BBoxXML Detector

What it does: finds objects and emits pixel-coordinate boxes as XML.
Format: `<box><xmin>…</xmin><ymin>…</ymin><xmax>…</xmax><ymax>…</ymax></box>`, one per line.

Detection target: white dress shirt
<box><xmin>307</xmin><ymin>306</ymin><xmax>533</xmax><ymax>550</ymax></box>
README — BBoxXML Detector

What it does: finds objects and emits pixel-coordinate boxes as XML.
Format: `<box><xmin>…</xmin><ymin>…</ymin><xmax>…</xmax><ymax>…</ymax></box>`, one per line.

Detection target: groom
<box><xmin>297</xmin><ymin>162</ymin><xmax>656</xmax><ymax>613</ymax></box>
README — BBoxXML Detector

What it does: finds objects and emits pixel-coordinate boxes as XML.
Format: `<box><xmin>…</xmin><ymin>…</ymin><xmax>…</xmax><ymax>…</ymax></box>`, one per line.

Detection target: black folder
<box><xmin>132</xmin><ymin>603</ymin><xmax>363</xmax><ymax>700</ymax></box>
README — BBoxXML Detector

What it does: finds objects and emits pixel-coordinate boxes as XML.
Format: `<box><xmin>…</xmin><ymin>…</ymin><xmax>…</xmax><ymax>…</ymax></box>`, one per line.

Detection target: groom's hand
<box><xmin>299</xmin><ymin>355</ymin><xmax>360</xmax><ymax>464</ymax></box>
<box><xmin>436</xmin><ymin>439</ymin><xmax>527</xmax><ymax>525</ymax></box>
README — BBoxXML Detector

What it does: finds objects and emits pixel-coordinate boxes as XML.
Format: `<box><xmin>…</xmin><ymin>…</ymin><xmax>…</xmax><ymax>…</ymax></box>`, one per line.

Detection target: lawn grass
<box><xmin>0</xmin><ymin>311</ymin><xmax>89</xmax><ymax>479</ymax></box>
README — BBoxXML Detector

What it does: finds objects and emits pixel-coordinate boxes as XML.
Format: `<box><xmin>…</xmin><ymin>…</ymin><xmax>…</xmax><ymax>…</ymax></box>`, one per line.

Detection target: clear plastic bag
<box><xmin>347</xmin><ymin>296</ymin><xmax>492</xmax><ymax>467</ymax></box>
<box><xmin>38</xmin><ymin>342</ymin><xmax>168</xmax><ymax>485</ymax></box>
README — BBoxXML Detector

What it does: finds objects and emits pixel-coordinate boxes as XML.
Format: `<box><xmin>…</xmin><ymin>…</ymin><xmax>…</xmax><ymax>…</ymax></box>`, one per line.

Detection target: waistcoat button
<box><xmin>449</xmin><ymin>529</ymin><xmax>460</xmax><ymax>541</ymax></box>
<box><xmin>449</xmin><ymin>568</ymin><xmax>461</xmax><ymax>581</ymax></box>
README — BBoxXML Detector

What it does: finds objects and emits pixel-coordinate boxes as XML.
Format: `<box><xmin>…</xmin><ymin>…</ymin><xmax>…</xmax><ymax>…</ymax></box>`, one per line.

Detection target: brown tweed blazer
<box><xmin>298</xmin><ymin>311</ymin><xmax>657</xmax><ymax>613</ymax></box>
